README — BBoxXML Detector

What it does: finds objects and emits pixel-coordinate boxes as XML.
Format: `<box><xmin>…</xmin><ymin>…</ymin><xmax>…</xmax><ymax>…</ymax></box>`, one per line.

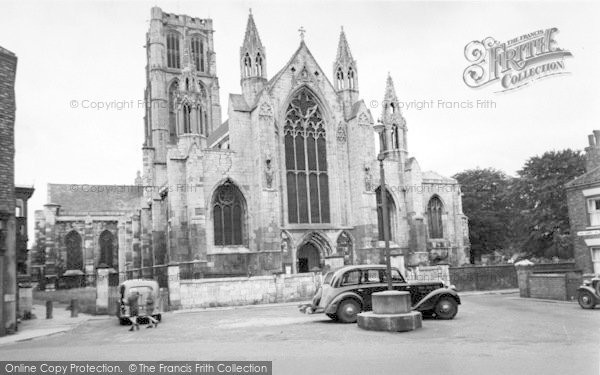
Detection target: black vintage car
<box><xmin>577</xmin><ymin>276</ymin><xmax>600</xmax><ymax>309</ymax></box>
<box><xmin>306</xmin><ymin>265</ymin><xmax>461</xmax><ymax>323</ymax></box>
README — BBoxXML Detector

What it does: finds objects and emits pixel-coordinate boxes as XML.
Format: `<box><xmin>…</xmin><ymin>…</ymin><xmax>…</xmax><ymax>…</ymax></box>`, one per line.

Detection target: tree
<box><xmin>509</xmin><ymin>149</ymin><xmax>585</xmax><ymax>258</ymax></box>
<box><xmin>453</xmin><ymin>168</ymin><xmax>512</xmax><ymax>263</ymax></box>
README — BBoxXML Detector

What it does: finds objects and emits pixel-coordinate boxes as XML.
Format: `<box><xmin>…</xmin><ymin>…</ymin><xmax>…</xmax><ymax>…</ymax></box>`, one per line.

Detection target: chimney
<box><xmin>585</xmin><ymin>130</ymin><xmax>600</xmax><ymax>172</ymax></box>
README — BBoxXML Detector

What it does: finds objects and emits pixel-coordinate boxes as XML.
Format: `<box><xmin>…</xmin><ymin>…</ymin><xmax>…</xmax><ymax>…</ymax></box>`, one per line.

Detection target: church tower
<box><xmin>333</xmin><ymin>27</ymin><xmax>359</xmax><ymax>119</ymax></box>
<box><xmin>380</xmin><ymin>73</ymin><xmax>408</xmax><ymax>160</ymax></box>
<box><xmin>240</xmin><ymin>10</ymin><xmax>267</xmax><ymax>105</ymax></box>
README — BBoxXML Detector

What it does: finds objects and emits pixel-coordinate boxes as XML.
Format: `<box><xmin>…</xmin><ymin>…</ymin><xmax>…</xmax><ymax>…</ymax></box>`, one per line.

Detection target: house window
<box><xmin>167</xmin><ymin>32</ymin><xmax>181</xmax><ymax>69</ymax></box>
<box><xmin>213</xmin><ymin>181</ymin><xmax>245</xmax><ymax>246</ymax></box>
<box><xmin>587</xmin><ymin>197</ymin><xmax>600</xmax><ymax>227</ymax></box>
<box><xmin>284</xmin><ymin>88</ymin><xmax>330</xmax><ymax>224</ymax></box>
<box><xmin>427</xmin><ymin>196</ymin><xmax>444</xmax><ymax>239</ymax></box>
<box><xmin>376</xmin><ymin>186</ymin><xmax>395</xmax><ymax>241</ymax></box>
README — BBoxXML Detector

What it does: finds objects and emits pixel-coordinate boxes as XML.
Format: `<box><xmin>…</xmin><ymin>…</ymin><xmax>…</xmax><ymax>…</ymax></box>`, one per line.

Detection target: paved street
<box><xmin>1</xmin><ymin>293</ymin><xmax>599</xmax><ymax>375</ymax></box>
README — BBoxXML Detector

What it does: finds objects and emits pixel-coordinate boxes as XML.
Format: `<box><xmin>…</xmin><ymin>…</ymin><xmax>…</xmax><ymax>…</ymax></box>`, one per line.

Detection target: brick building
<box><xmin>566</xmin><ymin>131</ymin><xmax>600</xmax><ymax>275</ymax></box>
<box><xmin>139</xmin><ymin>7</ymin><xmax>470</xmax><ymax>276</ymax></box>
<box><xmin>0</xmin><ymin>45</ymin><xmax>18</xmax><ymax>336</ymax></box>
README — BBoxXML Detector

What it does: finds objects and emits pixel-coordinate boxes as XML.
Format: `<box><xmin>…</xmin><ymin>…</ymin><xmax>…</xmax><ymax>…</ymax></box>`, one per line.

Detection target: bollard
<box><xmin>70</xmin><ymin>299</ymin><xmax>79</xmax><ymax>318</ymax></box>
<box><xmin>46</xmin><ymin>300</ymin><xmax>53</xmax><ymax>319</ymax></box>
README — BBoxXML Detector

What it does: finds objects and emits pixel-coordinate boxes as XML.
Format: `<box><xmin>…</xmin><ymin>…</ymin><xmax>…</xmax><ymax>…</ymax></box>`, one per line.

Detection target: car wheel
<box><xmin>578</xmin><ymin>290</ymin><xmax>596</xmax><ymax>309</ymax></box>
<box><xmin>326</xmin><ymin>313</ymin><xmax>338</xmax><ymax>321</ymax></box>
<box><xmin>336</xmin><ymin>299</ymin><xmax>360</xmax><ymax>323</ymax></box>
<box><xmin>434</xmin><ymin>296</ymin><xmax>458</xmax><ymax>320</ymax></box>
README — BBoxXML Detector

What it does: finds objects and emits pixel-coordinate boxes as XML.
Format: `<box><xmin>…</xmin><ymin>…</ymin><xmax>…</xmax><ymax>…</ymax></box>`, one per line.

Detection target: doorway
<box><xmin>297</xmin><ymin>243</ymin><xmax>321</xmax><ymax>273</ymax></box>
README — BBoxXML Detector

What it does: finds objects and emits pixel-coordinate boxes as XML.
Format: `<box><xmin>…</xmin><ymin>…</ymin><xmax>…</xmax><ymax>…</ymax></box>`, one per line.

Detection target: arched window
<box><xmin>379</xmin><ymin>129</ymin><xmax>387</xmax><ymax>154</ymax></box>
<box><xmin>336</xmin><ymin>67</ymin><xmax>344</xmax><ymax>90</ymax></box>
<box><xmin>390</xmin><ymin>102</ymin><xmax>396</xmax><ymax>114</ymax></box>
<box><xmin>255</xmin><ymin>53</ymin><xmax>263</xmax><ymax>76</ymax></box>
<box><xmin>183</xmin><ymin>103</ymin><xmax>191</xmax><ymax>134</ymax></box>
<box><xmin>168</xmin><ymin>80</ymin><xmax>178</xmax><ymax>143</ymax></box>
<box><xmin>198</xmin><ymin>107</ymin><xmax>204</xmax><ymax>135</ymax></box>
<box><xmin>191</xmin><ymin>36</ymin><xmax>205</xmax><ymax>72</ymax></box>
<box><xmin>284</xmin><ymin>88</ymin><xmax>330</xmax><ymax>224</ymax></box>
<box><xmin>391</xmin><ymin>124</ymin><xmax>400</xmax><ymax>149</ymax></box>
<box><xmin>347</xmin><ymin>67</ymin><xmax>355</xmax><ymax>89</ymax></box>
<box><xmin>166</xmin><ymin>32</ymin><xmax>181</xmax><ymax>69</ymax></box>
<box><xmin>213</xmin><ymin>181</ymin><xmax>246</xmax><ymax>246</ymax></box>
<box><xmin>99</xmin><ymin>230</ymin><xmax>114</xmax><ymax>268</ymax></box>
<box><xmin>427</xmin><ymin>196</ymin><xmax>444</xmax><ymax>239</ymax></box>
<box><xmin>243</xmin><ymin>53</ymin><xmax>252</xmax><ymax>77</ymax></box>
<box><xmin>204</xmin><ymin>111</ymin><xmax>209</xmax><ymax>136</ymax></box>
<box><xmin>376</xmin><ymin>187</ymin><xmax>395</xmax><ymax>241</ymax></box>
<box><xmin>65</xmin><ymin>231</ymin><xmax>83</xmax><ymax>271</ymax></box>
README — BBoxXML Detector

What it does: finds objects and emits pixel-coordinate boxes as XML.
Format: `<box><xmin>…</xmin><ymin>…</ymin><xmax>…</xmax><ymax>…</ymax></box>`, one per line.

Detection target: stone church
<box><xmin>35</xmin><ymin>7</ymin><xmax>470</xmax><ymax>282</ymax></box>
<box><xmin>138</xmin><ymin>7</ymin><xmax>470</xmax><ymax>276</ymax></box>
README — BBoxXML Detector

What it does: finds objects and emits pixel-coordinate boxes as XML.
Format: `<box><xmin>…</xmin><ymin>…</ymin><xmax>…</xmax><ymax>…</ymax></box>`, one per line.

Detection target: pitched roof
<box><xmin>267</xmin><ymin>41</ymin><xmax>336</xmax><ymax>96</ymax></box>
<box><xmin>207</xmin><ymin>119</ymin><xmax>229</xmax><ymax>147</ymax></box>
<box><xmin>565</xmin><ymin>165</ymin><xmax>600</xmax><ymax>189</ymax></box>
<box><xmin>422</xmin><ymin>171</ymin><xmax>457</xmax><ymax>184</ymax></box>
<box><xmin>47</xmin><ymin>183</ymin><xmax>142</xmax><ymax>213</ymax></box>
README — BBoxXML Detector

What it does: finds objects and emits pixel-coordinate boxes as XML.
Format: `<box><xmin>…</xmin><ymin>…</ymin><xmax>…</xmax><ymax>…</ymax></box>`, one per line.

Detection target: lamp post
<box><xmin>373</xmin><ymin>120</ymin><xmax>393</xmax><ymax>291</ymax></box>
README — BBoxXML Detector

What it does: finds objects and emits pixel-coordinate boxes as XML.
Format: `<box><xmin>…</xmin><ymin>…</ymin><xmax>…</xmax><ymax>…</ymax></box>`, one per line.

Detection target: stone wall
<box><xmin>179</xmin><ymin>272</ymin><xmax>320</xmax><ymax>309</ymax></box>
<box><xmin>449</xmin><ymin>265</ymin><xmax>518</xmax><ymax>291</ymax></box>
<box><xmin>516</xmin><ymin>263</ymin><xmax>581</xmax><ymax>300</ymax></box>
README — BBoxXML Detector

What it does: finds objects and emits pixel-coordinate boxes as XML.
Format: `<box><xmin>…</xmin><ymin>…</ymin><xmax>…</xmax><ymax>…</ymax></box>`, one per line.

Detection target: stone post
<box><xmin>357</xmin><ymin>291</ymin><xmax>422</xmax><ymax>332</ymax></box>
<box><xmin>515</xmin><ymin>265</ymin><xmax>533</xmax><ymax>298</ymax></box>
<box><xmin>95</xmin><ymin>265</ymin><xmax>110</xmax><ymax>314</ymax></box>
<box><xmin>167</xmin><ymin>262</ymin><xmax>181</xmax><ymax>310</ymax></box>
<box><xmin>18</xmin><ymin>283</ymin><xmax>33</xmax><ymax>319</ymax></box>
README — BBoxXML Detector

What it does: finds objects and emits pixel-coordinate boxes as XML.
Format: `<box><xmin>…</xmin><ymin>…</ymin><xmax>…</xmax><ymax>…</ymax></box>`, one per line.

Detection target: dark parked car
<box><xmin>305</xmin><ymin>265</ymin><xmax>461</xmax><ymax>323</ymax></box>
<box><xmin>577</xmin><ymin>276</ymin><xmax>600</xmax><ymax>309</ymax></box>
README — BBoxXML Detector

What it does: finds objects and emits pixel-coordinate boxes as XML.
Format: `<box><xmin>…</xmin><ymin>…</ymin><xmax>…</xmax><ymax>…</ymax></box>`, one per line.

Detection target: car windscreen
<box><xmin>323</xmin><ymin>272</ymin><xmax>334</xmax><ymax>285</ymax></box>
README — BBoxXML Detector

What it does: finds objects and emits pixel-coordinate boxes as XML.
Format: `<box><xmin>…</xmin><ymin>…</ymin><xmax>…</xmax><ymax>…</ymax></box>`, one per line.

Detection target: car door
<box><xmin>358</xmin><ymin>269</ymin><xmax>387</xmax><ymax>311</ymax></box>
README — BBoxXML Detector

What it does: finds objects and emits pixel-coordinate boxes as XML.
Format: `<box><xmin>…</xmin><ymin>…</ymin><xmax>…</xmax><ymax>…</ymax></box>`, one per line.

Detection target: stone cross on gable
<box><xmin>298</xmin><ymin>26</ymin><xmax>306</xmax><ymax>41</ymax></box>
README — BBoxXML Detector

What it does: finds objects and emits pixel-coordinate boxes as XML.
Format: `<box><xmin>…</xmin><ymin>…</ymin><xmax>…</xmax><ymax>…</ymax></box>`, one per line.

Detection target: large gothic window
<box><xmin>284</xmin><ymin>88</ymin><xmax>330</xmax><ymax>224</ymax></box>
<box><xmin>65</xmin><ymin>231</ymin><xmax>83</xmax><ymax>271</ymax></box>
<box><xmin>167</xmin><ymin>32</ymin><xmax>181</xmax><ymax>69</ymax></box>
<box><xmin>376</xmin><ymin>187</ymin><xmax>395</xmax><ymax>241</ymax></box>
<box><xmin>191</xmin><ymin>36</ymin><xmax>205</xmax><ymax>72</ymax></box>
<box><xmin>427</xmin><ymin>196</ymin><xmax>444</xmax><ymax>239</ymax></box>
<box><xmin>213</xmin><ymin>181</ymin><xmax>246</xmax><ymax>246</ymax></box>
<box><xmin>168</xmin><ymin>80</ymin><xmax>178</xmax><ymax>143</ymax></box>
<box><xmin>243</xmin><ymin>53</ymin><xmax>252</xmax><ymax>77</ymax></box>
<box><xmin>99</xmin><ymin>230</ymin><xmax>114</xmax><ymax>268</ymax></box>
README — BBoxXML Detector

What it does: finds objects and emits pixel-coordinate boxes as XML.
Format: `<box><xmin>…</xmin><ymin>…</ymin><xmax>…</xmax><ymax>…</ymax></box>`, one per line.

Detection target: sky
<box><xmin>1</xmin><ymin>0</ymin><xmax>599</xmax><ymax>242</ymax></box>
